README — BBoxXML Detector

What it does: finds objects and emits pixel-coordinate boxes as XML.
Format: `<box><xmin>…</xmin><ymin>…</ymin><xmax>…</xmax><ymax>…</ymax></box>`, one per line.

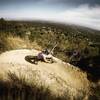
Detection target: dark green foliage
<box><xmin>0</xmin><ymin>18</ymin><xmax>100</xmax><ymax>66</ymax></box>
<box><xmin>0</xmin><ymin>18</ymin><xmax>100</xmax><ymax>62</ymax></box>
<box><xmin>0</xmin><ymin>18</ymin><xmax>100</xmax><ymax>67</ymax></box>
<box><xmin>0</xmin><ymin>33</ymin><xmax>8</xmax><ymax>53</ymax></box>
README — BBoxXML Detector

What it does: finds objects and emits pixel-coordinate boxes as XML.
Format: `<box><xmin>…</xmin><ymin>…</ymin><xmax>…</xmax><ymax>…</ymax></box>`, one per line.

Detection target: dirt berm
<box><xmin>0</xmin><ymin>49</ymin><xmax>90</xmax><ymax>99</ymax></box>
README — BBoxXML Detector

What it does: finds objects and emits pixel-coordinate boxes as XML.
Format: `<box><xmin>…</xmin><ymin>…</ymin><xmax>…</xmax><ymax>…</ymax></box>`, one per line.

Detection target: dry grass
<box><xmin>0</xmin><ymin>70</ymin><xmax>71</xmax><ymax>100</ymax></box>
<box><xmin>0</xmin><ymin>34</ymin><xmax>99</xmax><ymax>100</ymax></box>
<box><xmin>0</xmin><ymin>49</ymin><xmax>92</xmax><ymax>100</ymax></box>
<box><xmin>0</xmin><ymin>34</ymin><xmax>42</xmax><ymax>53</ymax></box>
<box><xmin>6</xmin><ymin>35</ymin><xmax>42</xmax><ymax>50</ymax></box>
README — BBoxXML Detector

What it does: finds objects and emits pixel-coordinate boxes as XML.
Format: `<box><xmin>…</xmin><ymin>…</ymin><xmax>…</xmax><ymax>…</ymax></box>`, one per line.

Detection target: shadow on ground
<box><xmin>25</xmin><ymin>55</ymin><xmax>37</xmax><ymax>64</ymax></box>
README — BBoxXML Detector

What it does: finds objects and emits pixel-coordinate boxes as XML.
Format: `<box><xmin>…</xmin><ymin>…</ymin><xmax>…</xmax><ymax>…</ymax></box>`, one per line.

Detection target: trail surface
<box><xmin>0</xmin><ymin>49</ymin><xmax>90</xmax><ymax>98</ymax></box>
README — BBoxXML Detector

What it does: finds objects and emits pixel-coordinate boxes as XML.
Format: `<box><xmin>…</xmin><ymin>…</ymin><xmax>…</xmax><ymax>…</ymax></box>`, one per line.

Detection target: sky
<box><xmin>0</xmin><ymin>0</ymin><xmax>100</xmax><ymax>30</ymax></box>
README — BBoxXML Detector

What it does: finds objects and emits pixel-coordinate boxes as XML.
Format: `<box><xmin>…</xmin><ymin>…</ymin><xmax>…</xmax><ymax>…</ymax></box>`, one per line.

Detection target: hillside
<box><xmin>0</xmin><ymin>19</ymin><xmax>100</xmax><ymax>99</ymax></box>
<box><xmin>0</xmin><ymin>49</ymin><xmax>91</xmax><ymax>100</ymax></box>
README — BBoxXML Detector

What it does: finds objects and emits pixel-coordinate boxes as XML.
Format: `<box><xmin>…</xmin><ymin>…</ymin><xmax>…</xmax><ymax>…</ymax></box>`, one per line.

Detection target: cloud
<box><xmin>50</xmin><ymin>5</ymin><xmax>100</xmax><ymax>30</ymax></box>
<box><xmin>40</xmin><ymin>0</ymin><xmax>100</xmax><ymax>7</ymax></box>
<box><xmin>1</xmin><ymin>0</ymin><xmax>100</xmax><ymax>7</ymax></box>
<box><xmin>1</xmin><ymin>3</ymin><xmax>100</xmax><ymax>30</ymax></box>
<box><xmin>29</xmin><ymin>4</ymin><xmax>100</xmax><ymax>30</ymax></box>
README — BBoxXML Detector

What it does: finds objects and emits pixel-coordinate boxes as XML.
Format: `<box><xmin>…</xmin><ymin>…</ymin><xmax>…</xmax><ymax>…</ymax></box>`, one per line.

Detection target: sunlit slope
<box><xmin>0</xmin><ymin>49</ymin><xmax>90</xmax><ymax>99</ymax></box>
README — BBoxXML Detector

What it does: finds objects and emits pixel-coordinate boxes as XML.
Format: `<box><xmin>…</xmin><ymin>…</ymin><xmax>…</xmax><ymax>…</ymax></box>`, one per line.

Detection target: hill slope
<box><xmin>0</xmin><ymin>49</ymin><xmax>91</xmax><ymax>99</ymax></box>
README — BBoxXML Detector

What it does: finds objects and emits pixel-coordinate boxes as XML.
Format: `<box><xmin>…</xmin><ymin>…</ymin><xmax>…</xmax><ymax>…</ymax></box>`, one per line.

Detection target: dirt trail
<box><xmin>0</xmin><ymin>49</ymin><xmax>90</xmax><ymax>97</ymax></box>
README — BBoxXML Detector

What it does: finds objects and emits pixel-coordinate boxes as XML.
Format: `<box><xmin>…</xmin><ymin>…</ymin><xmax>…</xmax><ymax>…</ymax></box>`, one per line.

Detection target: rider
<box><xmin>37</xmin><ymin>49</ymin><xmax>50</xmax><ymax>61</ymax></box>
<box><xmin>70</xmin><ymin>49</ymin><xmax>81</xmax><ymax>65</ymax></box>
<box><xmin>42</xmin><ymin>49</ymin><xmax>49</xmax><ymax>55</ymax></box>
